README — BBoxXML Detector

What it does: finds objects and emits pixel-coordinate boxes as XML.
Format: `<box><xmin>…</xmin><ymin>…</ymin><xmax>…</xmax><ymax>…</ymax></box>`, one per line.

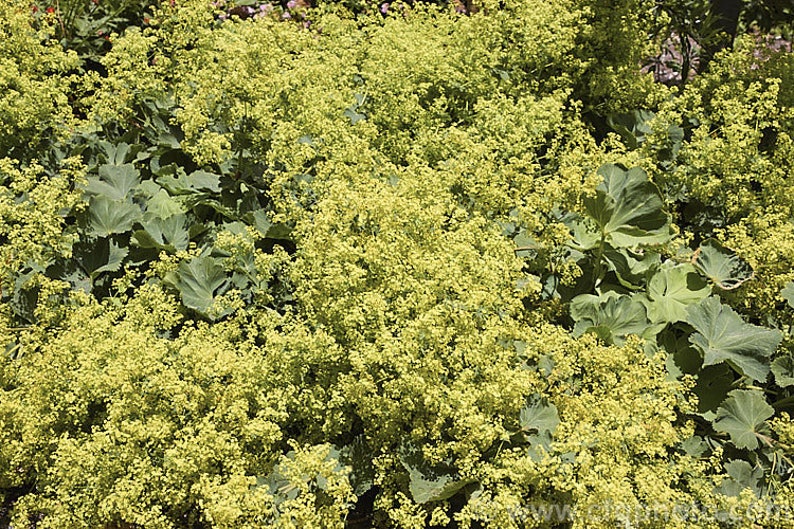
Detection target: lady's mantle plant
<box><xmin>1</xmin><ymin>0</ymin><xmax>794</xmax><ymax>528</ymax></box>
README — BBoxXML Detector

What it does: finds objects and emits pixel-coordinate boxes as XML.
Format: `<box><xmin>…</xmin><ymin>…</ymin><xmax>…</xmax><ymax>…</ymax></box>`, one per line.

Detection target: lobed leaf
<box><xmin>584</xmin><ymin>164</ymin><xmax>674</xmax><ymax>248</ymax></box>
<box><xmin>692</xmin><ymin>239</ymin><xmax>753</xmax><ymax>290</ymax></box>
<box><xmin>713</xmin><ymin>389</ymin><xmax>774</xmax><ymax>450</ymax></box>
<box><xmin>519</xmin><ymin>396</ymin><xmax>560</xmax><ymax>436</ymax></box>
<box><xmin>642</xmin><ymin>261</ymin><xmax>710</xmax><ymax>324</ymax></box>
<box><xmin>570</xmin><ymin>291</ymin><xmax>656</xmax><ymax>344</ymax></box>
<box><xmin>173</xmin><ymin>255</ymin><xmax>229</xmax><ymax>316</ymax></box>
<box><xmin>84</xmin><ymin>164</ymin><xmax>141</xmax><ymax>201</ymax></box>
<box><xmin>771</xmin><ymin>356</ymin><xmax>794</xmax><ymax>387</ymax></box>
<box><xmin>133</xmin><ymin>214</ymin><xmax>190</xmax><ymax>252</ymax></box>
<box><xmin>156</xmin><ymin>169</ymin><xmax>221</xmax><ymax>195</ymax></box>
<box><xmin>717</xmin><ymin>459</ymin><xmax>764</xmax><ymax>497</ymax></box>
<box><xmin>146</xmin><ymin>188</ymin><xmax>185</xmax><ymax>219</ymax></box>
<box><xmin>602</xmin><ymin>246</ymin><xmax>661</xmax><ymax>290</ymax></box>
<box><xmin>399</xmin><ymin>444</ymin><xmax>475</xmax><ymax>504</ymax></box>
<box><xmin>73</xmin><ymin>238</ymin><xmax>129</xmax><ymax>279</ymax></box>
<box><xmin>87</xmin><ymin>196</ymin><xmax>142</xmax><ymax>237</ymax></box>
<box><xmin>686</xmin><ymin>296</ymin><xmax>781</xmax><ymax>382</ymax></box>
<box><xmin>781</xmin><ymin>281</ymin><xmax>794</xmax><ymax>309</ymax></box>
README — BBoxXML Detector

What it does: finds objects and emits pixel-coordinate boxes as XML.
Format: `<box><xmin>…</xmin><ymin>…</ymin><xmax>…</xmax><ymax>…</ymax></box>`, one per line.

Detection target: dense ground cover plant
<box><xmin>1</xmin><ymin>0</ymin><xmax>794</xmax><ymax>527</ymax></box>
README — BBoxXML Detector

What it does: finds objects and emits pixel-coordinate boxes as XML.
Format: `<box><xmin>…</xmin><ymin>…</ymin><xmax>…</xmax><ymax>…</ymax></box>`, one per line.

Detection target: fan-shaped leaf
<box><xmin>571</xmin><ymin>291</ymin><xmax>654</xmax><ymax>344</ymax></box>
<box><xmin>399</xmin><ymin>444</ymin><xmax>475</xmax><ymax>504</ymax></box>
<box><xmin>73</xmin><ymin>238</ymin><xmax>128</xmax><ymax>278</ymax></box>
<box><xmin>97</xmin><ymin>140</ymin><xmax>132</xmax><ymax>166</ymax></box>
<box><xmin>156</xmin><ymin>169</ymin><xmax>220</xmax><ymax>195</ymax></box>
<box><xmin>583</xmin><ymin>164</ymin><xmax>673</xmax><ymax>248</ymax></box>
<box><xmin>405</xmin><ymin>466</ymin><xmax>474</xmax><ymax>505</ymax></box>
<box><xmin>659</xmin><ymin>326</ymin><xmax>702</xmax><ymax>378</ymax></box>
<box><xmin>686</xmin><ymin>297</ymin><xmax>781</xmax><ymax>382</ymax></box>
<box><xmin>519</xmin><ymin>396</ymin><xmax>560</xmax><ymax>460</ymax></box>
<box><xmin>146</xmin><ymin>189</ymin><xmax>184</xmax><ymax>219</ymax></box>
<box><xmin>692</xmin><ymin>239</ymin><xmax>753</xmax><ymax>290</ymax></box>
<box><xmin>84</xmin><ymin>164</ymin><xmax>140</xmax><ymax>201</ymax></box>
<box><xmin>713</xmin><ymin>389</ymin><xmax>774</xmax><ymax>450</ymax></box>
<box><xmin>133</xmin><ymin>214</ymin><xmax>190</xmax><ymax>251</ymax></box>
<box><xmin>88</xmin><ymin>196</ymin><xmax>142</xmax><ymax>237</ymax></box>
<box><xmin>781</xmin><ymin>282</ymin><xmax>794</xmax><ymax>309</ymax></box>
<box><xmin>520</xmin><ymin>396</ymin><xmax>560</xmax><ymax>435</ymax></box>
<box><xmin>642</xmin><ymin>262</ymin><xmax>710</xmax><ymax>324</ymax></box>
<box><xmin>771</xmin><ymin>356</ymin><xmax>794</xmax><ymax>387</ymax></box>
<box><xmin>606</xmin><ymin>110</ymin><xmax>654</xmax><ymax>150</ymax></box>
<box><xmin>186</xmin><ymin>170</ymin><xmax>221</xmax><ymax>192</ymax></box>
<box><xmin>717</xmin><ymin>459</ymin><xmax>764</xmax><ymax>497</ymax></box>
<box><xmin>680</xmin><ymin>435</ymin><xmax>709</xmax><ymax>457</ymax></box>
<box><xmin>174</xmin><ymin>256</ymin><xmax>229</xmax><ymax>315</ymax></box>
<box><xmin>693</xmin><ymin>364</ymin><xmax>734</xmax><ymax>417</ymax></box>
<box><xmin>602</xmin><ymin>246</ymin><xmax>661</xmax><ymax>290</ymax></box>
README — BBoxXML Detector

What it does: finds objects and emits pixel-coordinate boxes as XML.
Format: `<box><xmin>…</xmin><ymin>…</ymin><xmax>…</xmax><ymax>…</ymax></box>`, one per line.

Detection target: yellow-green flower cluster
<box><xmin>4</xmin><ymin>1</ymin><xmax>785</xmax><ymax>527</ymax></box>
<box><xmin>0</xmin><ymin>0</ymin><xmax>80</xmax><ymax>156</ymax></box>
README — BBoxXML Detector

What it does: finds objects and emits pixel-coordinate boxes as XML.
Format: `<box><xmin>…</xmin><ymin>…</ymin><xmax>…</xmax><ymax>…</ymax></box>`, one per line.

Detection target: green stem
<box><xmin>679</xmin><ymin>31</ymin><xmax>691</xmax><ymax>89</ymax></box>
<box><xmin>593</xmin><ymin>234</ymin><xmax>606</xmax><ymax>288</ymax></box>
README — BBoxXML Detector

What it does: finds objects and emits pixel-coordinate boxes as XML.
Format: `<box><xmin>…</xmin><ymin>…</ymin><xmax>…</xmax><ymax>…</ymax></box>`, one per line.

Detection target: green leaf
<box><xmin>717</xmin><ymin>460</ymin><xmax>763</xmax><ymax>497</ymax></box>
<box><xmin>95</xmin><ymin>241</ymin><xmax>128</xmax><ymax>275</ymax></box>
<box><xmin>11</xmin><ymin>291</ymin><xmax>38</xmax><ymax>322</ymax></box>
<box><xmin>339</xmin><ymin>437</ymin><xmax>375</xmax><ymax>496</ymax></box>
<box><xmin>249</xmin><ymin>209</ymin><xmax>273</xmax><ymax>237</ymax></box>
<box><xmin>771</xmin><ymin>356</ymin><xmax>794</xmax><ymax>387</ymax></box>
<box><xmin>405</xmin><ymin>468</ymin><xmax>475</xmax><ymax>505</ymax></box>
<box><xmin>88</xmin><ymin>196</ymin><xmax>142</xmax><ymax>237</ymax></box>
<box><xmin>265</xmin><ymin>221</ymin><xmax>294</xmax><ymax>241</ymax></box>
<box><xmin>97</xmin><ymin>141</ymin><xmax>131</xmax><ymax>166</ymax></box>
<box><xmin>602</xmin><ymin>246</ymin><xmax>661</xmax><ymax>290</ymax></box>
<box><xmin>686</xmin><ymin>297</ymin><xmax>781</xmax><ymax>382</ymax></box>
<box><xmin>584</xmin><ymin>164</ymin><xmax>673</xmax><ymax>248</ymax></box>
<box><xmin>133</xmin><ymin>214</ymin><xmax>190</xmax><ymax>252</ymax></box>
<box><xmin>174</xmin><ymin>256</ymin><xmax>229</xmax><ymax>316</ymax></box>
<box><xmin>680</xmin><ymin>435</ymin><xmax>709</xmax><ymax>457</ymax></box>
<box><xmin>156</xmin><ymin>169</ymin><xmax>221</xmax><ymax>195</ymax></box>
<box><xmin>693</xmin><ymin>364</ymin><xmax>734</xmax><ymax>417</ymax></box>
<box><xmin>185</xmin><ymin>170</ymin><xmax>222</xmax><ymax>192</ymax></box>
<box><xmin>692</xmin><ymin>239</ymin><xmax>753</xmax><ymax>290</ymax></box>
<box><xmin>519</xmin><ymin>396</ymin><xmax>560</xmax><ymax>461</ymax></box>
<box><xmin>519</xmin><ymin>396</ymin><xmax>560</xmax><ymax>435</ymax></box>
<box><xmin>606</xmin><ymin>110</ymin><xmax>654</xmax><ymax>150</ymax></box>
<box><xmin>513</xmin><ymin>230</ymin><xmax>538</xmax><ymax>258</ymax></box>
<box><xmin>134</xmin><ymin>179</ymin><xmax>161</xmax><ymax>197</ymax></box>
<box><xmin>525</xmin><ymin>430</ymin><xmax>555</xmax><ymax>462</ymax></box>
<box><xmin>344</xmin><ymin>108</ymin><xmax>367</xmax><ymax>124</ymax></box>
<box><xmin>642</xmin><ymin>262</ymin><xmax>710</xmax><ymax>324</ymax></box>
<box><xmin>74</xmin><ymin>238</ymin><xmax>128</xmax><ymax>278</ymax></box>
<box><xmin>257</xmin><ymin>446</ymin><xmax>346</xmax><ymax>494</ymax></box>
<box><xmin>399</xmin><ymin>445</ymin><xmax>475</xmax><ymax>504</ymax></box>
<box><xmin>570</xmin><ymin>291</ymin><xmax>654</xmax><ymax>344</ymax></box>
<box><xmin>659</xmin><ymin>326</ymin><xmax>702</xmax><ymax>378</ymax></box>
<box><xmin>713</xmin><ymin>389</ymin><xmax>774</xmax><ymax>450</ymax></box>
<box><xmin>344</xmin><ymin>95</ymin><xmax>367</xmax><ymax>125</ymax></box>
<box><xmin>146</xmin><ymin>189</ymin><xmax>185</xmax><ymax>219</ymax></box>
<box><xmin>566</xmin><ymin>214</ymin><xmax>600</xmax><ymax>251</ymax></box>
<box><xmin>781</xmin><ymin>282</ymin><xmax>794</xmax><ymax>309</ymax></box>
<box><xmin>84</xmin><ymin>164</ymin><xmax>140</xmax><ymax>201</ymax></box>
